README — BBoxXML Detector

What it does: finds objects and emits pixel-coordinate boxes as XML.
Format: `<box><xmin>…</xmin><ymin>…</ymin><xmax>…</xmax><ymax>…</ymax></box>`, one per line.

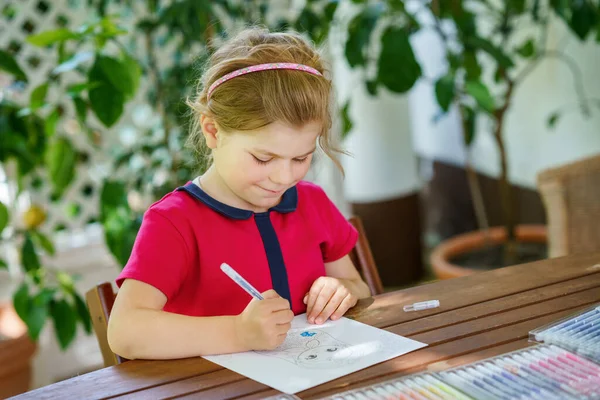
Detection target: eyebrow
<box><xmin>254</xmin><ymin>147</ymin><xmax>317</xmax><ymax>159</ymax></box>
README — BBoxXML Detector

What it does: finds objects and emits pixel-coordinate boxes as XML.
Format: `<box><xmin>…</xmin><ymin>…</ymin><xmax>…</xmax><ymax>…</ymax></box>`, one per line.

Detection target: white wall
<box><xmin>411</xmin><ymin>14</ymin><xmax>600</xmax><ymax>189</ymax></box>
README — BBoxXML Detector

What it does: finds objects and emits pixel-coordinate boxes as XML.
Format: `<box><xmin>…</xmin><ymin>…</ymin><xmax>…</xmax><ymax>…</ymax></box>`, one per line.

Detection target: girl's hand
<box><xmin>303</xmin><ymin>277</ymin><xmax>358</xmax><ymax>324</ymax></box>
<box><xmin>236</xmin><ymin>290</ymin><xmax>294</xmax><ymax>351</ymax></box>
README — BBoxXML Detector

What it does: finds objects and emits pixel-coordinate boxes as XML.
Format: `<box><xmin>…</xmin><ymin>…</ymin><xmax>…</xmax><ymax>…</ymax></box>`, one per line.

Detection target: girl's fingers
<box><xmin>330</xmin><ymin>295</ymin><xmax>358</xmax><ymax>321</ymax></box>
<box><xmin>305</xmin><ymin>278</ymin><xmax>326</xmax><ymax>317</ymax></box>
<box><xmin>315</xmin><ymin>288</ymin><xmax>348</xmax><ymax>324</ymax></box>
<box><xmin>308</xmin><ymin>284</ymin><xmax>336</xmax><ymax>323</ymax></box>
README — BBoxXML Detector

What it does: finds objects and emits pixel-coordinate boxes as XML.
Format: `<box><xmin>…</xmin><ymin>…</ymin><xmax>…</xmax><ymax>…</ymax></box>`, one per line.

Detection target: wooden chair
<box><xmin>86</xmin><ymin>215</ymin><xmax>383</xmax><ymax>367</ymax></box>
<box><xmin>348</xmin><ymin>216</ymin><xmax>384</xmax><ymax>296</ymax></box>
<box><xmin>537</xmin><ymin>154</ymin><xmax>600</xmax><ymax>258</ymax></box>
<box><xmin>85</xmin><ymin>283</ymin><xmax>128</xmax><ymax>367</ymax></box>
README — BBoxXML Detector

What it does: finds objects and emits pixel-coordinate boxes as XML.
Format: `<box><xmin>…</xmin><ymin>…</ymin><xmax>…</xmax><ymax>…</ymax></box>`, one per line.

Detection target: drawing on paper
<box><xmin>256</xmin><ymin>329</ymin><xmax>381</xmax><ymax>369</ymax></box>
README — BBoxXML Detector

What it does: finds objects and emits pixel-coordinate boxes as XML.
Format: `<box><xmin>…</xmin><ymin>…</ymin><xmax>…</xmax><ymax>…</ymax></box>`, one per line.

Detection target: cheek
<box><xmin>294</xmin><ymin>161</ymin><xmax>312</xmax><ymax>179</ymax></box>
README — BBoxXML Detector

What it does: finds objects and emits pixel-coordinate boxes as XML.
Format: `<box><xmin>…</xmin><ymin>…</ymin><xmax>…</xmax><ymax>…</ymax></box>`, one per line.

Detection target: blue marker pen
<box><xmin>220</xmin><ymin>263</ymin><xmax>264</xmax><ymax>300</ymax></box>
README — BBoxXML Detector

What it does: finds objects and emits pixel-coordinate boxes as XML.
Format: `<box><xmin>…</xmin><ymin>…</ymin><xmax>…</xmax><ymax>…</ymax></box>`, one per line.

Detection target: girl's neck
<box><xmin>196</xmin><ymin>166</ymin><xmax>266</xmax><ymax>213</ymax></box>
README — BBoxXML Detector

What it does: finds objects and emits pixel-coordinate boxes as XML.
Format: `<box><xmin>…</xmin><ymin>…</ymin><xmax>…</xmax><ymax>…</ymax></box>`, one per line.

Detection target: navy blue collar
<box><xmin>177</xmin><ymin>182</ymin><xmax>298</xmax><ymax>220</ymax></box>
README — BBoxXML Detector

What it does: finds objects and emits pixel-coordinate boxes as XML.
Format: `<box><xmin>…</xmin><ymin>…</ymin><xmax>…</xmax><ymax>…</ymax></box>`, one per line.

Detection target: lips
<box><xmin>260</xmin><ymin>186</ymin><xmax>284</xmax><ymax>195</ymax></box>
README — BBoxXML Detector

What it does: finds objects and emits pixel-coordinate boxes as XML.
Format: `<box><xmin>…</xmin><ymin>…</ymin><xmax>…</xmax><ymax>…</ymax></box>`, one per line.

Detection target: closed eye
<box><xmin>252</xmin><ymin>155</ymin><xmax>272</xmax><ymax>165</ymax></box>
<box><xmin>293</xmin><ymin>156</ymin><xmax>309</xmax><ymax>163</ymax></box>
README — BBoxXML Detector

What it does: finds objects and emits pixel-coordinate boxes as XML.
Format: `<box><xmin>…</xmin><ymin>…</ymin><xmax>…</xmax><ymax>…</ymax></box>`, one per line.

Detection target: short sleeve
<box><xmin>315</xmin><ymin>187</ymin><xmax>359</xmax><ymax>263</ymax></box>
<box><xmin>115</xmin><ymin>209</ymin><xmax>191</xmax><ymax>300</ymax></box>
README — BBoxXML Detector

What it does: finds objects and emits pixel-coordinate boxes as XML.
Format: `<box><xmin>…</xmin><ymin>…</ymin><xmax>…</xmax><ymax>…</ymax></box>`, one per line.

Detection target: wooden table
<box><xmin>11</xmin><ymin>251</ymin><xmax>600</xmax><ymax>400</ymax></box>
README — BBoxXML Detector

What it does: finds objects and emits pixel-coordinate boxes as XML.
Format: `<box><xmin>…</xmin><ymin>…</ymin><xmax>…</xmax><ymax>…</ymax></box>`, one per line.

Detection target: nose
<box><xmin>270</xmin><ymin>162</ymin><xmax>295</xmax><ymax>186</ymax></box>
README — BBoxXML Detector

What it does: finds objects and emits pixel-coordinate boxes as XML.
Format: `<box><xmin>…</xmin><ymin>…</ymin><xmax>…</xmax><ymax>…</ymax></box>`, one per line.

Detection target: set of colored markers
<box><xmin>438</xmin><ymin>344</ymin><xmax>600</xmax><ymax>399</ymax></box>
<box><xmin>319</xmin><ymin>344</ymin><xmax>600</xmax><ymax>399</ymax></box>
<box><xmin>530</xmin><ymin>304</ymin><xmax>600</xmax><ymax>363</ymax></box>
<box><xmin>323</xmin><ymin>373</ymin><xmax>474</xmax><ymax>400</ymax></box>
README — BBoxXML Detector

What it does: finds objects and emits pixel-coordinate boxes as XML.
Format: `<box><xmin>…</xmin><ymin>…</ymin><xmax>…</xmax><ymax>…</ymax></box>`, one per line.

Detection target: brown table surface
<box><xmin>11</xmin><ymin>251</ymin><xmax>600</xmax><ymax>400</ymax></box>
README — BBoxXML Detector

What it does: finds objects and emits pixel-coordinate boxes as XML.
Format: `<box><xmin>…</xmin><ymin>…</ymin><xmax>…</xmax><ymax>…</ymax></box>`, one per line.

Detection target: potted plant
<box><xmin>0</xmin><ymin>54</ymin><xmax>91</xmax><ymax>396</ymax></box>
<box><xmin>341</xmin><ymin>0</ymin><xmax>600</xmax><ymax>277</ymax></box>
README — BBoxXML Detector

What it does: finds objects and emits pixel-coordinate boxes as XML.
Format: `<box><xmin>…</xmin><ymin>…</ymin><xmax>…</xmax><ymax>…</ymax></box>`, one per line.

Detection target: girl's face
<box><xmin>210</xmin><ymin>120</ymin><xmax>321</xmax><ymax>212</ymax></box>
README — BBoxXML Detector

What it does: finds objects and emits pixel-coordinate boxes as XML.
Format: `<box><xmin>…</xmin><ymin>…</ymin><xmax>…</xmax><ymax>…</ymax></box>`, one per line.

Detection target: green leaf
<box><xmin>340</xmin><ymin>101</ymin><xmax>353</xmax><ymax>140</ymax></box>
<box><xmin>569</xmin><ymin>1</ymin><xmax>598</xmax><ymax>41</ymax></box>
<box><xmin>516</xmin><ymin>39</ymin><xmax>536</xmax><ymax>58</ymax></box>
<box><xmin>344</xmin><ymin>4</ymin><xmax>383</xmax><ymax>68</ymax></box>
<box><xmin>66</xmin><ymin>82</ymin><xmax>101</xmax><ymax>97</ymax></box>
<box><xmin>464</xmin><ymin>52</ymin><xmax>482</xmax><ymax>80</ymax></box>
<box><xmin>52</xmin><ymin>51</ymin><xmax>94</xmax><ymax>75</ymax></box>
<box><xmin>0</xmin><ymin>50</ymin><xmax>28</xmax><ymax>82</ymax></box>
<box><xmin>435</xmin><ymin>74</ymin><xmax>455</xmax><ymax>112</ymax></box>
<box><xmin>73</xmin><ymin>97</ymin><xmax>87</xmax><ymax>122</ymax></box>
<box><xmin>88</xmin><ymin>81</ymin><xmax>125</xmax><ymax>127</ymax></box>
<box><xmin>13</xmin><ymin>282</ymin><xmax>30</xmax><ymax>324</ymax></box>
<box><xmin>324</xmin><ymin>0</ymin><xmax>338</xmax><ymax>22</ymax></box>
<box><xmin>27</xmin><ymin>29</ymin><xmax>77</xmax><ymax>47</ymax></box>
<box><xmin>30</xmin><ymin>83</ymin><xmax>49</xmax><ymax>110</ymax></box>
<box><xmin>465</xmin><ymin>80</ymin><xmax>495</xmax><ymax>113</ymax></box>
<box><xmin>73</xmin><ymin>293</ymin><xmax>92</xmax><ymax>334</ymax></box>
<box><xmin>377</xmin><ymin>27</ymin><xmax>421</xmax><ymax>93</ymax></box>
<box><xmin>0</xmin><ymin>259</ymin><xmax>7</xmax><ymax>269</ymax></box>
<box><xmin>46</xmin><ymin>137</ymin><xmax>77</xmax><ymax>197</ymax></box>
<box><xmin>121</xmin><ymin>53</ymin><xmax>141</xmax><ymax>98</ymax></box>
<box><xmin>21</xmin><ymin>234</ymin><xmax>41</xmax><ymax>273</ymax></box>
<box><xmin>508</xmin><ymin>0</ymin><xmax>527</xmax><ymax>14</ymax></box>
<box><xmin>97</xmin><ymin>55</ymin><xmax>136</xmax><ymax>98</ymax></box>
<box><xmin>468</xmin><ymin>36</ymin><xmax>514</xmax><ymax>68</ymax></box>
<box><xmin>99</xmin><ymin>180</ymin><xmax>141</xmax><ymax>266</ymax></box>
<box><xmin>295</xmin><ymin>8</ymin><xmax>326</xmax><ymax>43</ymax></box>
<box><xmin>28</xmin><ymin>290</ymin><xmax>54</xmax><ymax>340</ymax></box>
<box><xmin>547</xmin><ymin>112</ymin><xmax>560</xmax><ymax>129</ymax></box>
<box><xmin>44</xmin><ymin>108</ymin><xmax>60</xmax><ymax>137</ymax></box>
<box><xmin>0</xmin><ymin>201</ymin><xmax>8</xmax><ymax>235</ymax></box>
<box><xmin>100</xmin><ymin>180</ymin><xmax>129</xmax><ymax>220</ymax></box>
<box><xmin>31</xmin><ymin>230</ymin><xmax>55</xmax><ymax>255</ymax></box>
<box><xmin>50</xmin><ymin>299</ymin><xmax>77</xmax><ymax>350</ymax></box>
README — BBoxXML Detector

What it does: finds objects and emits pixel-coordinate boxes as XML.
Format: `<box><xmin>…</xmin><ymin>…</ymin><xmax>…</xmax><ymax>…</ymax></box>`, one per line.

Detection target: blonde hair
<box><xmin>187</xmin><ymin>26</ymin><xmax>345</xmax><ymax>173</ymax></box>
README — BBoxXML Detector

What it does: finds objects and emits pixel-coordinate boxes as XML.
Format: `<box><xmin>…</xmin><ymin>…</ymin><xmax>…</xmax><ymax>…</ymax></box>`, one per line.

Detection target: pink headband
<box><xmin>207</xmin><ymin>63</ymin><xmax>323</xmax><ymax>99</ymax></box>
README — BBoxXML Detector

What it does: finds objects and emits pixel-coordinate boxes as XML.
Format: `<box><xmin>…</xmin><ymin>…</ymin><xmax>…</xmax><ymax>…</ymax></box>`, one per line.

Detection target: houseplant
<box><xmin>0</xmin><ymin>53</ymin><xmax>92</xmax><ymax>396</ymax></box>
<box><xmin>341</xmin><ymin>0</ymin><xmax>600</xmax><ymax>275</ymax></box>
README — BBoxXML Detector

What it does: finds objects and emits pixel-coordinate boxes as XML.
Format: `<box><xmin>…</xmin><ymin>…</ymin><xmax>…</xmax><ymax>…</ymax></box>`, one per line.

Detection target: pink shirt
<box><xmin>116</xmin><ymin>181</ymin><xmax>358</xmax><ymax>316</ymax></box>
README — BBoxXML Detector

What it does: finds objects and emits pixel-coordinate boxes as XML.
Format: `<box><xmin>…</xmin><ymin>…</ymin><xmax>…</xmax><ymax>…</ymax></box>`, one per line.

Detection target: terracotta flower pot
<box><xmin>0</xmin><ymin>303</ymin><xmax>37</xmax><ymax>398</ymax></box>
<box><xmin>430</xmin><ymin>224</ymin><xmax>548</xmax><ymax>280</ymax></box>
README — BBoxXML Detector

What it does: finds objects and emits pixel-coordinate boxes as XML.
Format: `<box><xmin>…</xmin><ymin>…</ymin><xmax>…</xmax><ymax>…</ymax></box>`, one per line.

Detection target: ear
<box><xmin>200</xmin><ymin>114</ymin><xmax>219</xmax><ymax>149</ymax></box>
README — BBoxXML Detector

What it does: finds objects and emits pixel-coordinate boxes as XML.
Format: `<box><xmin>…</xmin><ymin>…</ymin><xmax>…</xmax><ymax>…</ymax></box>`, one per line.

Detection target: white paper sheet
<box><xmin>203</xmin><ymin>314</ymin><xmax>427</xmax><ymax>394</ymax></box>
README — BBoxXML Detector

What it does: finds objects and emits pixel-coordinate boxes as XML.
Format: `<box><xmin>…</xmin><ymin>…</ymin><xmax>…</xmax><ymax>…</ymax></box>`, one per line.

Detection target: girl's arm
<box><xmin>108</xmin><ymin>279</ymin><xmax>293</xmax><ymax>360</ymax></box>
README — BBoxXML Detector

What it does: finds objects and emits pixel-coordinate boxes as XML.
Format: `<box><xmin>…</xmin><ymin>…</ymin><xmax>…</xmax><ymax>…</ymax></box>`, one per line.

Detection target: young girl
<box><xmin>107</xmin><ymin>27</ymin><xmax>371</xmax><ymax>361</ymax></box>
